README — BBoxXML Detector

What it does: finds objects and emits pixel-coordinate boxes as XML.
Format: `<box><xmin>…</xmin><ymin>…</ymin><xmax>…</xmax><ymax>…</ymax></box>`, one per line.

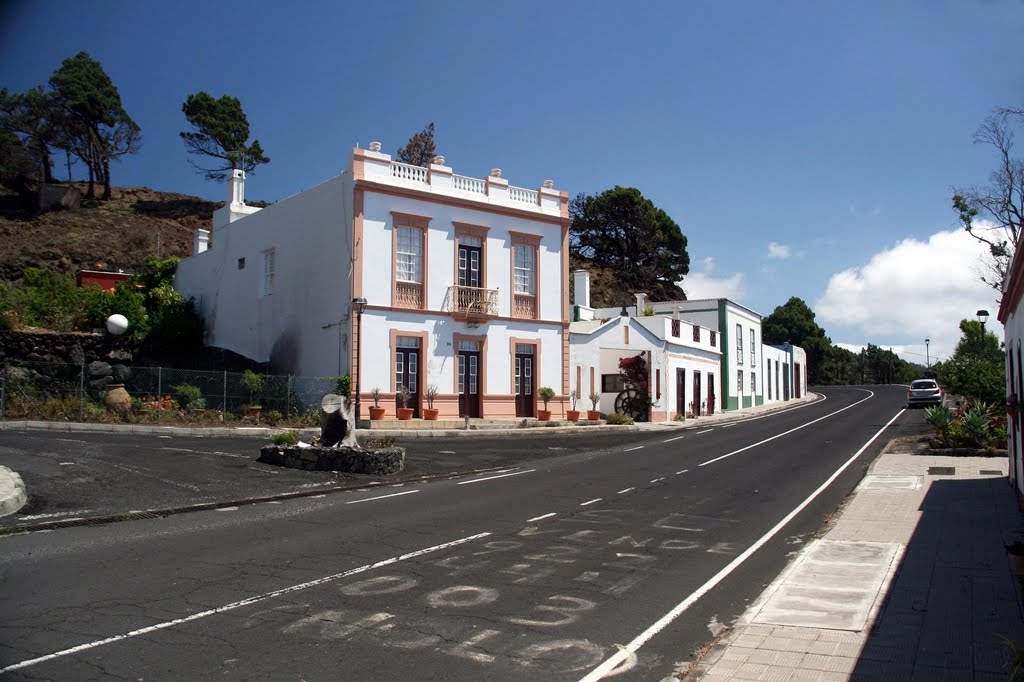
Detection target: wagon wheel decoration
<box><xmin>614</xmin><ymin>388</ymin><xmax>647</xmax><ymax>421</ymax></box>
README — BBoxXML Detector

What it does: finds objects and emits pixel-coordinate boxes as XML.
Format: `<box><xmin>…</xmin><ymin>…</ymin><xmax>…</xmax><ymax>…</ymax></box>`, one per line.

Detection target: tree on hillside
<box><xmin>180</xmin><ymin>92</ymin><xmax>269</xmax><ymax>180</ymax></box>
<box><xmin>396</xmin><ymin>122</ymin><xmax>436</xmax><ymax>167</ymax></box>
<box><xmin>934</xmin><ymin>319</ymin><xmax>1004</xmax><ymax>404</ymax></box>
<box><xmin>49</xmin><ymin>51</ymin><xmax>141</xmax><ymax>200</ymax></box>
<box><xmin>0</xmin><ymin>86</ymin><xmax>65</xmax><ymax>184</ymax></box>
<box><xmin>952</xmin><ymin>107</ymin><xmax>1024</xmax><ymax>295</ymax></box>
<box><xmin>0</xmin><ymin>128</ymin><xmax>38</xmax><ymax>188</ymax></box>
<box><xmin>570</xmin><ymin>186</ymin><xmax>689</xmax><ymax>305</ymax></box>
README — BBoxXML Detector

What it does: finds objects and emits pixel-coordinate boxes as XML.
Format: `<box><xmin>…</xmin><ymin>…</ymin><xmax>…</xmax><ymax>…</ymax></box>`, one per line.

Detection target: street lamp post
<box><xmin>351</xmin><ymin>297</ymin><xmax>368</xmax><ymax>423</ymax></box>
<box><xmin>977</xmin><ymin>309</ymin><xmax>990</xmax><ymax>335</ymax></box>
<box><xmin>925</xmin><ymin>338</ymin><xmax>930</xmax><ymax>367</ymax></box>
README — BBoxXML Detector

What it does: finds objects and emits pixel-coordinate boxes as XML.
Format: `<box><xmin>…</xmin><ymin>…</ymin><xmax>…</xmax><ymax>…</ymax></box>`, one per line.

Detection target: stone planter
<box><xmin>369</xmin><ymin>406</ymin><xmax>386</xmax><ymax>420</ymax></box>
<box><xmin>423</xmin><ymin>408</ymin><xmax>439</xmax><ymax>420</ymax></box>
<box><xmin>259</xmin><ymin>444</ymin><xmax>404</xmax><ymax>475</ymax></box>
<box><xmin>244</xmin><ymin>405</ymin><xmax>262</xmax><ymax>422</ymax></box>
<box><xmin>397</xmin><ymin>407</ymin><xmax>414</xmax><ymax>421</ymax></box>
<box><xmin>587</xmin><ymin>410</ymin><xmax>602</xmax><ymax>421</ymax></box>
<box><xmin>537</xmin><ymin>410</ymin><xmax>552</xmax><ymax>422</ymax></box>
<box><xmin>566</xmin><ymin>410</ymin><xmax>580</xmax><ymax>422</ymax></box>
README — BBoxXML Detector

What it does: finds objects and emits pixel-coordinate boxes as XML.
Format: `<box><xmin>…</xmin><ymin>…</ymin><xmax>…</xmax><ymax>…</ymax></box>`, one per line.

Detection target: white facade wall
<box><xmin>175</xmin><ymin>174</ymin><xmax>353</xmax><ymax>377</ymax></box>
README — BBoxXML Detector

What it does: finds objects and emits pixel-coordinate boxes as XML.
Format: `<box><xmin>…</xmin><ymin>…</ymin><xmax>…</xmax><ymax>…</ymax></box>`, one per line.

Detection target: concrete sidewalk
<box><xmin>686</xmin><ymin>444</ymin><xmax>1024</xmax><ymax>680</ymax></box>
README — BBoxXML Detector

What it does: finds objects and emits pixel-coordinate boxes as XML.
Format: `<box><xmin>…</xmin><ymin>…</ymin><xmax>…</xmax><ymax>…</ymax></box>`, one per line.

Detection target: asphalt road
<box><xmin>0</xmin><ymin>386</ymin><xmax>921</xmax><ymax>680</ymax></box>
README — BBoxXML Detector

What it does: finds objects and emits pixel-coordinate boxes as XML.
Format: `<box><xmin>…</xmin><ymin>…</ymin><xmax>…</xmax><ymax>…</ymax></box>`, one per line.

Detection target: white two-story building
<box><xmin>175</xmin><ymin>143</ymin><xmax>572</xmax><ymax>420</ymax></box>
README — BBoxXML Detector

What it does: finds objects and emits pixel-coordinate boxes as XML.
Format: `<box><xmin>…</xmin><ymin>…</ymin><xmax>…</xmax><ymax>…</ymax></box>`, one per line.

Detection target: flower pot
<box><xmin>397</xmin><ymin>407</ymin><xmax>414</xmax><ymax>421</ymax></box>
<box><xmin>587</xmin><ymin>410</ymin><xmax>602</xmax><ymax>421</ymax></box>
<box><xmin>567</xmin><ymin>410</ymin><xmax>580</xmax><ymax>422</ymax></box>
<box><xmin>423</xmin><ymin>408</ymin><xmax>439</xmax><ymax>421</ymax></box>
<box><xmin>537</xmin><ymin>410</ymin><xmax>552</xmax><ymax>422</ymax></box>
<box><xmin>369</xmin><ymin>406</ymin><xmax>386</xmax><ymax>420</ymax></box>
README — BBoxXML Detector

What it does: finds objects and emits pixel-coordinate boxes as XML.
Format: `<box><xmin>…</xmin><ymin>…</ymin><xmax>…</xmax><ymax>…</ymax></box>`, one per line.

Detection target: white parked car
<box><xmin>907</xmin><ymin>379</ymin><xmax>943</xmax><ymax>408</ymax></box>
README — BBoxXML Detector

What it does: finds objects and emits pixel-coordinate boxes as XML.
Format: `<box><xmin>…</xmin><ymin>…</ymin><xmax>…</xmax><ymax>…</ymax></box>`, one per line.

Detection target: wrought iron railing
<box><xmin>447</xmin><ymin>285</ymin><xmax>498</xmax><ymax>316</ymax></box>
<box><xmin>512</xmin><ymin>294</ymin><xmax>537</xmax><ymax>319</ymax></box>
<box><xmin>395</xmin><ymin>281</ymin><xmax>423</xmax><ymax>309</ymax></box>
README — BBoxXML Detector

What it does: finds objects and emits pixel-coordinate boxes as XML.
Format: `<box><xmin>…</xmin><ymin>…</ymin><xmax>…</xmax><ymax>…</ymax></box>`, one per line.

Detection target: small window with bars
<box><xmin>692</xmin><ymin>325</ymin><xmax>700</xmax><ymax>343</ymax></box>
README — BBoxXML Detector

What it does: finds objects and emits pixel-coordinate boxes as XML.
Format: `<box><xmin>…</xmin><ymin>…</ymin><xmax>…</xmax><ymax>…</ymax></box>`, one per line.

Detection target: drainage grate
<box><xmin>928</xmin><ymin>466</ymin><xmax>955</xmax><ymax>476</ymax></box>
<box><xmin>980</xmin><ymin>470</ymin><xmax>1003</xmax><ymax>476</ymax></box>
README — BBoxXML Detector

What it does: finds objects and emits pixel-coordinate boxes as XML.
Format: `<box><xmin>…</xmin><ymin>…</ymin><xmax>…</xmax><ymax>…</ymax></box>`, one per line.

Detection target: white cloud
<box><xmin>767</xmin><ymin>242</ymin><xmax>791</xmax><ymax>259</ymax></box>
<box><xmin>816</xmin><ymin>227</ymin><xmax>998</xmax><ymax>362</ymax></box>
<box><xmin>682</xmin><ymin>257</ymin><xmax>746</xmax><ymax>300</ymax></box>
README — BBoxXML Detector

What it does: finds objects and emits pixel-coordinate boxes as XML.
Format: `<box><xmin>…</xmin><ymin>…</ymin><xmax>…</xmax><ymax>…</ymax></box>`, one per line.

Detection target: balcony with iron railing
<box><xmin>356</xmin><ymin>142</ymin><xmax>565</xmax><ymax>218</ymax></box>
<box><xmin>446</xmin><ymin>285</ymin><xmax>499</xmax><ymax>322</ymax></box>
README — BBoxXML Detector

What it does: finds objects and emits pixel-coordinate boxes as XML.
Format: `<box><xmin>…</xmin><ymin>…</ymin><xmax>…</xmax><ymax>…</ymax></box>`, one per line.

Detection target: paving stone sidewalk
<box><xmin>686</xmin><ymin>447</ymin><xmax>1024</xmax><ymax>681</ymax></box>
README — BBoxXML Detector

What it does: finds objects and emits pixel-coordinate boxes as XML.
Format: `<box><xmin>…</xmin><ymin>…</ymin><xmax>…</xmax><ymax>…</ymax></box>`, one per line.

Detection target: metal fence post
<box><xmin>79</xmin><ymin>362</ymin><xmax>85</xmax><ymax>422</ymax></box>
<box><xmin>222</xmin><ymin>371</ymin><xmax>227</xmax><ymax>424</ymax></box>
<box><xmin>157</xmin><ymin>366</ymin><xmax>162</xmax><ymax>421</ymax></box>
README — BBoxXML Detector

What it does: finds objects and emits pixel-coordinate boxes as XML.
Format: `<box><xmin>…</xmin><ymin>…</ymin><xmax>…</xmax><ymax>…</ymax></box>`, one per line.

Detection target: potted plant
<box><xmin>587</xmin><ymin>392</ymin><xmax>602</xmax><ymax>421</ymax></box>
<box><xmin>538</xmin><ymin>386</ymin><xmax>556</xmax><ymax>421</ymax></box>
<box><xmin>241</xmin><ymin>369</ymin><xmax>264</xmax><ymax>422</ymax></box>
<box><xmin>566</xmin><ymin>389</ymin><xmax>581</xmax><ymax>422</ymax></box>
<box><xmin>396</xmin><ymin>385</ymin><xmax>414</xmax><ymax>420</ymax></box>
<box><xmin>423</xmin><ymin>384</ymin><xmax>440</xmax><ymax>420</ymax></box>
<box><xmin>368</xmin><ymin>387</ymin><xmax>385</xmax><ymax>420</ymax></box>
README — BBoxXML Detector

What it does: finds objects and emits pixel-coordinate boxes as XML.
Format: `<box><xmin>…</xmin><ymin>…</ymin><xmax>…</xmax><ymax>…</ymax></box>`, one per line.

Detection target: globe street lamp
<box><xmin>351</xmin><ymin>297</ymin><xmax>368</xmax><ymax>423</ymax></box>
<box><xmin>977</xmin><ymin>309</ymin><xmax>990</xmax><ymax>335</ymax></box>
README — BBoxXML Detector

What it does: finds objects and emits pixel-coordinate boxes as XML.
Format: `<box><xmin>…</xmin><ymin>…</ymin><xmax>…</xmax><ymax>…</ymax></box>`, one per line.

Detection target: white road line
<box><xmin>624</xmin><ymin>446</ymin><xmax>644</xmax><ymax>452</ymax></box>
<box><xmin>676</xmin><ymin>469</ymin><xmax>689</xmax><ymax>475</ymax></box>
<box><xmin>527</xmin><ymin>512</ymin><xmax>556</xmax><ymax>522</ymax></box>
<box><xmin>662</xmin><ymin>436</ymin><xmax>685</xmax><ymax>443</ymax></box>
<box><xmin>215</xmin><ymin>507</ymin><xmax>238</xmax><ymax>512</ymax></box>
<box><xmin>699</xmin><ymin>390</ymin><xmax>874</xmax><ymax>467</ymax></box>
<box><xmin>0</xmin><ymin>532</ymin><xmax>492</xmax><ymax>675</ymax></box>
<box><xmin>720</xmin><ymin>424</ymin><xmax>736</xmax><ymax>428</ymax></box>
<box><xmin>578</xmin><ymin>407</ymin><xmax>905</xmax><ymax>682</ymax></box>
<box><xmin>580</xmin><ymin>498</ymin><xmax>602</xmax><ymax>506</ymax></box>
<box><xmin>345</xmin><ymin>490</ymin><xmax>418</xmax><ymax>504</ymax></box>
<box><xmin>617</xmin><ymin>487</ymin><xmax>634</xmax><ymax>494</ymax></box>
<box><xmin>456</xmin><ymin>469</ymin><xmax>536</xmax><ymax>485</ymax></box>
<box><xmin>650</xmin><ymin>477</ymin><xmax>665</xmax><ymax>483</ymax></box>
<box><xmin>696</xmin><ymin>429</ymin><xmax>714</xmax><ymax>434</ymax></box>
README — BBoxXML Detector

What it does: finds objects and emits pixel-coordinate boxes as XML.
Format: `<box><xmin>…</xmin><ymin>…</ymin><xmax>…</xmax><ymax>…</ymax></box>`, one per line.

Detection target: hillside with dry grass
<box><xmin>0</xmin><ymin>184</ymin><xmax>224</xmax><ymax>281</ymax></box>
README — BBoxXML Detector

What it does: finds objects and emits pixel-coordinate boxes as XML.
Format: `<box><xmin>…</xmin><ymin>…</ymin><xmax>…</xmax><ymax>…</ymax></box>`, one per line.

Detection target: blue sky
<box><xmin>2</xmin><ymin>1</ymin><xmax>1021</xmax><ymax>364</ymax></box>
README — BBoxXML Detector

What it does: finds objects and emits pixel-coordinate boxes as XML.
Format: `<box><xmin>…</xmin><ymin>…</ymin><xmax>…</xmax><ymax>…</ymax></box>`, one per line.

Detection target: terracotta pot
<box><xmin>587</xmin><ymin>410</ymin><xmax>602</xmax><ymax>421</ymax></box>
<box><xmin>537</xmin><ymin>410</ymin><xmax>552</xmax><ymax>422</ymax></box>
<box><xmin>423</xmin><ymin>408</ymin><xmax>439</xmax><ymax>420</ymax></box>
<box><xmin>105</xmin><ymin>384</ymin><xmax>131</xmax><ymax>416</ymax></box>
<box><xmin>566</xmin><ymin>410</ymin><xmax>580</xmax><ymax>422</ymax></box>
<box><xmin>368</xmin><ymin>406</ymin><xmax>386</xmax><ymax>420</ymax></box>
<box><xmin>397</xmin><ymin>407</ymin><xmax>414</xmax><ymax>421</ymax></box>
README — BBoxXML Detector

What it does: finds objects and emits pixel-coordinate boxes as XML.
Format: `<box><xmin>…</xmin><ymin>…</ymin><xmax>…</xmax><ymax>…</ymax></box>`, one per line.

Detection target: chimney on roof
<box><xmin>193</xmin><ymin>229</ymin><xmax>210</xmax><ymax>255</ymax></box>
<box><xmin>672</xmin><ymin>305</ymin><xmax>680</xmax><ymax>321</ymax></box>
<box><xmin>573</xmin><ymin>270</ymin><xmax>591</xmax><ymax>308</ymax></box>
<box><xmin>634</xmin><ymin>292</ymin><xmax>648</xmax><ymax>315</ymax></box>
<box><xmin>229</xmin><ymin>169</ymin><xmax>245</xmax><ymax>206</ymax></box>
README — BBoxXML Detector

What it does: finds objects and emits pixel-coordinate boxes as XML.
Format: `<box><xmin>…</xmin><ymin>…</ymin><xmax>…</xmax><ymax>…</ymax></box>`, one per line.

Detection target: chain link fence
<box><xmin>0</xmin><ymin>359</ymin><xmax>341</xmax><ymax>427</ymax></box>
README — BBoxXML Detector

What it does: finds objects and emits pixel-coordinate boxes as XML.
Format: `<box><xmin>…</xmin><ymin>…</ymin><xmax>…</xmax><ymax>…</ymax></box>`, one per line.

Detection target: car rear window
<box><xmin>911</xmin><ymin>380</ymin><xmax>937</xmax><ymax>389</ymax></box>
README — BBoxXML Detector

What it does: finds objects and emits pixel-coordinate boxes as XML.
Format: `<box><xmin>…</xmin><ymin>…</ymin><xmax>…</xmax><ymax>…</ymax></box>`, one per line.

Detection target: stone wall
<box><xmin>0</xmin><ymin>329</ymin><xmax>131</xmax><ymax>366</ymax></box>
<box><xmin>259</xmin><ymin>445</ymin><xmax>405</xmax><ymax>475</ymax></box>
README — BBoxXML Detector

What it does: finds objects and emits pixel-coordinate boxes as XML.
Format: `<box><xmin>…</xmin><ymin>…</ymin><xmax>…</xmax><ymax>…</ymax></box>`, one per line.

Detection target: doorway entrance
<box><xmin>514</xmin><ymin>343</ymin><xmax>534</xmax><ymax>418</ymax></box>
<box><xmin>706</xmin><ymin>372</ymin><xmax>715</xmax><ymax>415</ymax></box>
<box><xmin>395</xmin><ymin>337</ymin><xmax>420</xmax><ymax>417</ymax></box>
<box><xmin>458</xmin><ymin>340</ymin><xmax>481</xmax><ymax>418</ymax></box>
<box><xmin>675</xmin><ymin>368</ymin><xmax>686</xmax><ymax>417</ymax></box>
<box><xmin>692</xmin><ymin>371</ymin><xmax>702</xmax><ymax>416</ymax></box>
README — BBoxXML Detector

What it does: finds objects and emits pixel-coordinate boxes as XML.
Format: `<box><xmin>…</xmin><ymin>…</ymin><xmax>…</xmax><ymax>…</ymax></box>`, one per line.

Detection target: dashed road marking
<box><xmin>696</xmin><ymin>429</ymin><xmax>713</xmax><ymax>434</ymax></box>
<box><xmin>346</xmin><ymin>490</ymin><xmax>418</xmax><ymax>505</ymax></box>
<box><xmin>650</xmin><ymin>477</ymin><xmax>665</xmax><ymax>483</ymax></box>
<box><xmin>676</xmin><ymin>469</ymin><xmax>689</xmax><ymax>475</ymax></box>
<box><xmin>457</xmin><ymin>469</ymin><xmax>536</xmax><ymax>485</ymax></box>
<box><xmin>579</xmin><ymin>499</ymin><xmax>602</xmax><ymax>507</ymax></box>
<box><xmin>617</xmin><ymin>488</ymin><xmax>634</xmax><ymax>494</ymax></box>
<box><xmin>662</xmin><ymin>436</ymin><xmax>685</xmax><ymax>443</ymax></box>
<box><xmin>624</xmin><ymin>446</ymin><xmax>644</xmax><ymax>452</ymax></box>
<box><xmin>527</xmin><ymin>512</ymin><xmax>556</xmax><ymax>522</ymax></box>
<box><xmin>216</xmin><ymin>506</ymin><xmax>238</xmax><ymax>512</ymax></box>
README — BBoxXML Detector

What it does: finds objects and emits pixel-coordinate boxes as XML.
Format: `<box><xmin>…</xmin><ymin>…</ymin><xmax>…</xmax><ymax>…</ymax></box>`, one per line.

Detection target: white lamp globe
<box><xmin>105</xmin><ymin>314</ymin><xmax>129</xmax><ymax>336</ymax></box>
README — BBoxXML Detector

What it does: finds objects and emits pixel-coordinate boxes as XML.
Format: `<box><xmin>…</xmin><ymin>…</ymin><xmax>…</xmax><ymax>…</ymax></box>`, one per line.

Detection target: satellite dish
<box><xmin>106</xmin><ymin>314</ymin><xmax>129</xmax><ymax>336</ymax></box>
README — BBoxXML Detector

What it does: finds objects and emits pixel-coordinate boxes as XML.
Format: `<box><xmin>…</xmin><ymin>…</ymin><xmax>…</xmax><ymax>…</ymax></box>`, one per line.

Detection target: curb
<box><xmin>0</xmin><ymin>465</ymin><xmax>27</xmax><ymax>518</ymax></box>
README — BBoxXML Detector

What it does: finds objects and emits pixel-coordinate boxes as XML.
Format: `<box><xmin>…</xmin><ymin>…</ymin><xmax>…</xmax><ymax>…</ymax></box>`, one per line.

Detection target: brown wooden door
<box><xmin>692</xmin><ymin>371</ymin><xmax>702</xmax><ymax>416</ymax></box>
<box><xmin>675</xmin><ymin>368</ymin><xmax>686</xmax><ymax>416</ymax></box>
<box><xmin>515</xmin><ymin>351</ymin><xmax>534</xmax><ymax>417</ymax></box>
<box><xmin>706</xmin><ymin>372</ymin><xmax>715</xmax><ymax>415</ymax></box>
<box><xmin>459</xmin><ymin>350</ymin><xmax>481</xmax><ymax>418</ymax></box>
<box><xmin>395</xmin><ymin>345</ymin><xmax>420</xmax><ymax>417</ymax></box>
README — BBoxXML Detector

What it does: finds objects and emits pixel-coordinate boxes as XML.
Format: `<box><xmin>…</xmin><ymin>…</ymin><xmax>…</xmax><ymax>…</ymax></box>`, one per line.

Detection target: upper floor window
<box><xmin>751</xmin><ymin>371</ymin><xmax>756</xmax><ymax>393</ymax></box>
<box><xmin>737</xmin><ymin>369</ymin><xmax>743</xmax><ymax>393</ymax></box>
<box><xmin>392</xmin><ymin>212</ymin><xmax>430</xmax><ymax>310</ymax></box>
<box><xmin>261</xmin><ymin>249</ymin><xmax>275</xmax><ymax>296</ymax></box>
<box><xmin>692</xmin><ymin>324</ymin><xmax>700</xmax><ymax>343</ymax></box>
<box><xmin>671</xmin><ymin>319</ymin><xmax>681</xmax><ymax>337</ymax></box>
<box><xmin>736</xmin><ymin>323</ymin><xmax>744</xmax><ymax>365</ymax></box>
<box><xmin>710</xmin><ymin>330</ymin><xmax>717</xmax><ymax>347</ymax></box>
<box><xmin>750</xmin><ymin>329</ymin><xmax>756</xmax><ymax>366</ymax></box>
<box><xmin>510</xmin><ymin>232</ymin><xmax>541</xmax><ymax>319</ymax></box>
